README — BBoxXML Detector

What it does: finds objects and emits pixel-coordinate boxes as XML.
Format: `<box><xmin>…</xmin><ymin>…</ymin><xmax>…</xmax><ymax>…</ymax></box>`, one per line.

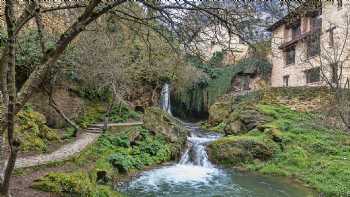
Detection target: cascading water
<box><xmin>178</xmin><ymin>127</ymin><xmax>219</xmax><ymax>168</ymax></box>
<box><xmin>121</xmin><ymin>124</ymin><xmax>315</xmax><ymax>197</ymax></box>
<box><xmin>161</xmin><ymin>83</ymin><xmax>172</xmax><ymax>114</ymax></box>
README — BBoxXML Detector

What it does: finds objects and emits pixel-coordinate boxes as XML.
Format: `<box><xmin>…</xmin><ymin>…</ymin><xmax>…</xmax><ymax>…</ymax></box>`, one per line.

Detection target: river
<box><xmin>120</xmin><ymin>123</ymin><xmax>315</xmax><ymax>197</ymax></box>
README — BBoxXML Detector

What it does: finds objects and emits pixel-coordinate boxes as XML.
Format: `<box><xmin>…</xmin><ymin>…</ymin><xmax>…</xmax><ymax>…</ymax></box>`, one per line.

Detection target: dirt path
<box><xmin>12</xmin><ymin>121</ymin><xmax>143</xmax><ymax>169</ymax></box>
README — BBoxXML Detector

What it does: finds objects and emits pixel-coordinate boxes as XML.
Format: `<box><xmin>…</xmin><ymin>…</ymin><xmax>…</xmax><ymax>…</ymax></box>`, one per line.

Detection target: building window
<box><xmin>305</xmin><ymin>67</ymin><xmax>321</xmax><ymax>83</ymax></box>
<box><xmin>292</xmin><ymin>24</ymin><xmax>301</xmax><ymax>39</ymax></box>
<box><xmin>238</xmin><ymin>37</ymin><xmax>245</xmax><ymax>44</ymax></box>
<box><xmin>307</xmin><ymin>34</ymin><xmax>320</xmax><ymax>58</ymax></box>
<box><xmin>331</xmin><ymin>63</ymin><xmax>338</xmax><ymax>84</ymax></box>
<box><xmin>329</xmin><ymin>29</ymin><xmax>334</xmax><ymax>47</ymax></box>
<box><xmin>283</xmin><ymin>75</ymin><xmax>289</xmax><ymax>87</ymax></box>
<box><xmin>338</xmin><ymin>0</ymin><xmax>343</xmax><ymax>9</ymax></box>
<box><xmin>327</xmin><ymin>26</ymin><xmax>336</xmax><ymax>47</ymax></box>
<box><xmin>285</xmin><ymin>46</ymin><xmax>295</xmax><ymax>65</ymax></box>
<box><xmin>310</xmin><ymin>15</ymin><xmax>322</xmax><ymax>31</ymax></box>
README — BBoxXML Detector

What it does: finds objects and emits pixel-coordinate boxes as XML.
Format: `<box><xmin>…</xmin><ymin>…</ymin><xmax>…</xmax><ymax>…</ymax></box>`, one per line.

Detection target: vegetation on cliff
<box><xmin>207</xmin><ymin>88</ymin><xmax>350</xmax><ymax>196</ymax></box>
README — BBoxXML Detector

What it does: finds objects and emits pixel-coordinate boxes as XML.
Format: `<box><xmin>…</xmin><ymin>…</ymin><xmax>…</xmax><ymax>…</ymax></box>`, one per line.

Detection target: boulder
<box><xmin>224</xmin><ymin>108</ymin><xmax>268</xmax><ymax>135</ymax></box>
<box><xmin>207</xmin><ymin>136</ymin><xmax>274</xmax><ymax>166</ymax></box>
<box><xmin>208</xmin><ymin>101</ymin><xmax>231</xmax><ymax>126</ymax></box>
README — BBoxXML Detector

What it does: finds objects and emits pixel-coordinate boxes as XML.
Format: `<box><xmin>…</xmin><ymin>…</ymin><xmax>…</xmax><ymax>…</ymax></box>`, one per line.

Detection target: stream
<box><xmin>120</xmin><ymin>124</ymin><xmax>315</xmax><ymax>197</ymax></box>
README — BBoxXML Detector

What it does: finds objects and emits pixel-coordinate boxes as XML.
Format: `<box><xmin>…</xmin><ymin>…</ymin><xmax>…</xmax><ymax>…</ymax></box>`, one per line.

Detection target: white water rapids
<box><xmin>123</xmin><ymin>124</ymin><xmax>223</xmax><ymax>193</ymax></box>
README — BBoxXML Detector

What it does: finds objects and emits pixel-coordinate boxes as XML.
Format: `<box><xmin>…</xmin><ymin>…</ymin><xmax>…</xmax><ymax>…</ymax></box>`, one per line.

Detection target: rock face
<box><xmin>29</xmin><ymin>88</ymin><xmax>84</xmax><ymax>128</ymax></box>
<box><xmin>143</xmin><ymin>107</ymin><xmax>188</xmax><ymax>159</ymax></box>
<box><xmin>207</xmin><ymin>136</ymin><xmax>274</xmax><ymax>166</ymax></box>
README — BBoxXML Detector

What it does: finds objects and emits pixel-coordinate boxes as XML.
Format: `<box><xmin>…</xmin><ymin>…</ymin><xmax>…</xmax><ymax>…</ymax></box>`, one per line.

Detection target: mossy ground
<box><xmin>32</xmin><ymin>126</ymin><xmax>178</xmax><ymax>196</ymax></box>
<box><xmin>208</xmin><ymin>89</ymin><xmax>350</xmax><ymax>197</ymax></box>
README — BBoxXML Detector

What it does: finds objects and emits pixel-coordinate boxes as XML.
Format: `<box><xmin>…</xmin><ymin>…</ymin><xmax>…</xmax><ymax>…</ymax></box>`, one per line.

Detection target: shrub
<box><xmin>32</xmin><ymin>172</ymin><xmax>95</xmax><ymax>196</ymax></box>
<box><xmin>32</xmin><ymin>172</ymin><xmax>123</xmax><ymax>197</ymax></box>
<box><xmin>108</xmin><ymin>152</ymin><xmax>144</xmax><ymax>173</ymax></box>
<box><xmin>16</xmin><ymin>105</ymin><xmax>59</xmax><ymax>152</ymax></box>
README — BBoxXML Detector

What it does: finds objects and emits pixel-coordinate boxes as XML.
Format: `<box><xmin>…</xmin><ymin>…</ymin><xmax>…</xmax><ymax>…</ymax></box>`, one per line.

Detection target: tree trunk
<box><xmin>49</xmin><ymin>101</ymin><xmax>80</xmax><ymax>136</ymax></box>
<box><xmin>0</xmin><ymin>0</ymin><xmax>18</xmax><ymax>195</ymax></box>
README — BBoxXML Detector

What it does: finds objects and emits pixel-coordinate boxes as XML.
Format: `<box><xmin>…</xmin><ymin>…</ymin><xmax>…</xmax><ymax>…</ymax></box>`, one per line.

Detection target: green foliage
<box><xmin>0</xmin><ymin>31</ymin><xmax>7</xmax><ymax>47</ymax></box>
<box><xmin>107</xmin><ymin>128</ymin><xmax>171</xmax><ymax>173</ymax></box>
<box><xmin>108</xmin><ymin>152</ymin><xmax>144</xmax><ymax>173</ymax></box>
<box><xmin>16</xmin><ymin>105</ymin><xmax>60</xmax><ymax>152</ymax></box>
<box><xmin>173</xmin><ymin>64</ymin><xmax>234</xmax><ymax>118</ymax></box>
<box><xmin>210</xmin><ymin>122</ymin><xmax>227</xmax><ymax>132</ymax></box>
<box><xmin>14</xmin><ymin>30</ymin><xmax>76</xmax><ymax>87</ymax></box>
<box><xmin>78</xmin><ymin>103</ymin><xmax>141</xmax><ymax>128</ymax></box>
<box><xmin>62</xmin><ymin>127</ymin><xmax>77</xmax><ymax>140</ymax></box>
<box><xmin>208</xmin><ymin>51</ymin><xmax>225</xmax><ymax>67</ymax></box>
<box><xmin>232</xmin><ymin>58</ymin><xmax>272</xmax><ymax>80</ymax></box>
<box><xmin>78</xmin><ymin>103</ymin><xmax>106</xmax><ymax>128</ymax></box>
<box><xmin>31</xmin><ymin>172</ymin><xmax>123</xmax><ymax>197</ymax></box>
<box><xmin>78</xmin><ymin>87</ymin><xmax>111</xmax><ymax>102</ymax></box>
<box><xmin>16</xmin><ymin>31</ymin><xmax>43</xmax><ymax>68</ymax></box>
<box><xmin>108</xmin><ymin>105</ymin><xmax>141</xmax><ymax>123</ymax></box>
<box><xmin>186</xmin><ymin>54</ymin><xmax>223</xmax><ymax>79</ymax></box>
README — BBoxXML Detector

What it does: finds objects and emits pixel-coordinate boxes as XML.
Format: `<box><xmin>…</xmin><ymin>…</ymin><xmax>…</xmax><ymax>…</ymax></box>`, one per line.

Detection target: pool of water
<box><xmin>120</xmin><ymin>164</ymin><xmax>315</xmax><ymax>197</ymax></box>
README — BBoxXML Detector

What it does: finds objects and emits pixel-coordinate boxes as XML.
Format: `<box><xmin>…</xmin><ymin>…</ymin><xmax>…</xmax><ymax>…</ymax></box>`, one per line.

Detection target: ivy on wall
<box><xmin>172</xmin><ymin>53</ymin><xmax>272</xmax><ymax>119</ymax></box>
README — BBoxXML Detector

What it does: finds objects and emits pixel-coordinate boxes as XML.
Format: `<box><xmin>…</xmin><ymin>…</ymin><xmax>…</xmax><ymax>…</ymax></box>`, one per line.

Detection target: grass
<box><xmin>209</xmin><ymin>103</ymin><xmax>350</xmax><ymax>196</ymax></box>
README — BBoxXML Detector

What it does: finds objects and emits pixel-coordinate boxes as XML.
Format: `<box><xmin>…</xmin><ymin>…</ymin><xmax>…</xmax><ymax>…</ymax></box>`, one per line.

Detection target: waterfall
<box><xmin>161</xmin><ymin>83</ymin><xmax>172</xmax><ymax>114</ymax></box>
<box><xmin>179</xmin><ymin>127</ymin><xmax>219</xmax><ymax>168</ymax></box>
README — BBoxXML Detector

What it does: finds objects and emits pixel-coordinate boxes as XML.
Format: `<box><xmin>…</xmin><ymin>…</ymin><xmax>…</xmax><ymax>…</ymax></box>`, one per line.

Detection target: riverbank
<box><xmin>205</xmin><ymin>88</ymin><xmax>350</xmax><ymax>197</ymax></box>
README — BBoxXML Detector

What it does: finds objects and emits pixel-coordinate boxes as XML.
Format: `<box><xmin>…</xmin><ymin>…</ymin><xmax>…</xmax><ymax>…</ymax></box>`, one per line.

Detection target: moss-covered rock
<box><xmin>222</xmin><ymin>103</ymin><xmax>269</xmax><ymax>136</ymax></box>
<box><xmin>16</xmin><ymin>106</ymin><xmax>60</xmax><ymax>152</ymax></box>
<box><xmin>208</xmin><ymin>135</ymin><xmax>275</xmax><ymax>166</ymax></box>
<box><xmin>208</xmin><ymin>101</ymin><xmax>231</xmax><ymax>125</ymax></box>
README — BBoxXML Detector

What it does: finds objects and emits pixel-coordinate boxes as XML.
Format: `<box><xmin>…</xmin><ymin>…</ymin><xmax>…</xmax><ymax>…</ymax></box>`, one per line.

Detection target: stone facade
<box><xmin>197</xmin><ymin>25</ymin><xmax>249</xmax><ymax>65</ymax></box>
<box><xmin>269</xmin><ymin>1</ymin><xmax>350</xmax><ymax>87</ymax></box>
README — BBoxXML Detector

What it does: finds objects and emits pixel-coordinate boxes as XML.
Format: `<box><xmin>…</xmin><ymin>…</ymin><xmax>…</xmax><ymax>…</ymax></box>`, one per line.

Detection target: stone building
<box><xmin>268</xmin><ymin>0</ymin><xmax>350</xmax><ymax>87</ymax></box>
<box><xmin>196</xmin><ymin>25</ymin><xmax>249</xmax><ymax>65</ymax></box>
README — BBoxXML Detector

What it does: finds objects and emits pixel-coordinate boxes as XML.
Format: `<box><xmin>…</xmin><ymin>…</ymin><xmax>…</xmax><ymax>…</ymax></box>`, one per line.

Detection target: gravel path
<box><xmin>11</xmin><ymin>122</ymin><xmax>143</xmax><ymax>169</ymax></box>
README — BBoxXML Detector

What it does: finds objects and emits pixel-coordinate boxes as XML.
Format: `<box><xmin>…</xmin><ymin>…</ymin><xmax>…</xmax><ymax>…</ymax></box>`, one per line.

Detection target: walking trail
<box><xmin>13</xmin><ymin>121</ymin><xmax>143</xmax><ymax>169</ymax></box>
